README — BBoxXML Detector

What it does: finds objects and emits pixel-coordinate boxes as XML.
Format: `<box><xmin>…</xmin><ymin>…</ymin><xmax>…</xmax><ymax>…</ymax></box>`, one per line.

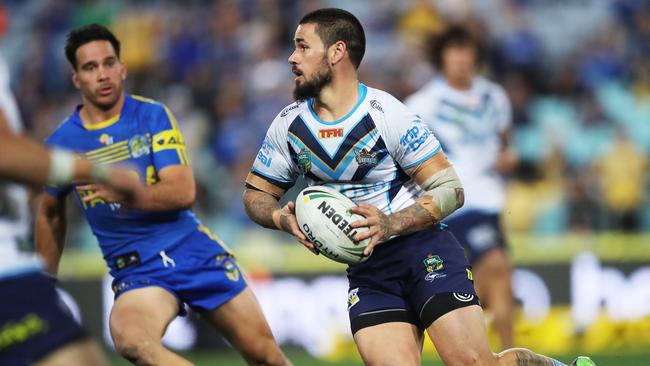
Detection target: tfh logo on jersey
<box><xmin>318</xmin><ymin>128</ymin><xmax>343</xmax><ymax>139</ymax></box>
<box><xmin>354</xmin><ymin>148</ymin><xmax>378</xmax><ymax>166</ymax></box>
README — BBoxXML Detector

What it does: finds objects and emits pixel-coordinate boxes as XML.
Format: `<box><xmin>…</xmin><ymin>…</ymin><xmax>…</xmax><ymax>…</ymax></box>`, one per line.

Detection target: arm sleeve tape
<box><xmin>420</xmin><ymin>166</ymin><xmax>464</xmax><ymax>220</ymax></box>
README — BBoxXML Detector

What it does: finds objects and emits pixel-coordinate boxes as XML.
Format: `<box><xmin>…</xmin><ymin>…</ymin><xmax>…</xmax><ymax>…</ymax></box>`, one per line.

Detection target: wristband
<box><xmin>47</xmin><ymin>149</ymin><xmax>75</xmax><ymax>187</ymax></box>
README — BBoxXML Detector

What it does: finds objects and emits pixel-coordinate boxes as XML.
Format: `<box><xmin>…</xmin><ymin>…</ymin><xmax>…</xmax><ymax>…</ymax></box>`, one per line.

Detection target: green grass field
<box><xmin>108</xmin><ymin>347</ymin><xmax>650</xmax><ymax>365</ymax></box>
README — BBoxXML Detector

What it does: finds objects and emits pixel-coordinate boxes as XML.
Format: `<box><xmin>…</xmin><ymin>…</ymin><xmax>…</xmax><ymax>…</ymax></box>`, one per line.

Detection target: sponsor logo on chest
<box><xmin>318</xmin><ymin>128</ymin><xmax>343</xmax><ymax>139</ymax></box>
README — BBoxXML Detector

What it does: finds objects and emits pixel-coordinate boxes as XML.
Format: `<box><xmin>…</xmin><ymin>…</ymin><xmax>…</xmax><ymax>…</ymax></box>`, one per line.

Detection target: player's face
<box><xmin>72</xmin><ymin>40</ymin><xmax>126</xmax><ymax>111</ymax></box>
<box><xmin>288</xmin><ymin>23</ymin><xmax>333</xmax><ymax>101</ymax></box>
<box><xmin>441</xmin><ymin>44</ymin><xmax>476</xmax><ymax>85</ymax></box>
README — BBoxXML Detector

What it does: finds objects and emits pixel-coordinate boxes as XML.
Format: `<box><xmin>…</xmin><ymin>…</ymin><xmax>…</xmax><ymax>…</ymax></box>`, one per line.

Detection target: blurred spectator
<box><xmin>594</xmin><ymin>129</ymin><xmax>647</xmax><ymax>231</ymax></box>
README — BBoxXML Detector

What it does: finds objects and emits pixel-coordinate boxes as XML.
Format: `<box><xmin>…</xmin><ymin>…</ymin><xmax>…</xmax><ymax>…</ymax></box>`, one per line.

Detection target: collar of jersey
<box><xmin>307</xmin><ymin>82</ymin><xmax>367</xmax><ymax>125</ymax></box>
<box><xmin>76</xmin><ymin>95</ymin><xmax>127</xmax><ymax>130</ymax></box>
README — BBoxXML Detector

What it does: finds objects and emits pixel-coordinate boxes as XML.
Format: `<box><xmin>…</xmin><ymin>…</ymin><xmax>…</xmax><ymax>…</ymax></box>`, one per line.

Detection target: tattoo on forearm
<box><xmin>389</xmin><ymin>203</ymin><xmax>436</xmax><ymax>236</ymax></box>
<box><xmin>514</xmin><ymin>350</ymin><xmax>556</xmax><ymax>366</ymax></box>
<box><xmin>243</xmin><ymin>189</ymin><xmax>278</xmax><ymax>229</ymax></box>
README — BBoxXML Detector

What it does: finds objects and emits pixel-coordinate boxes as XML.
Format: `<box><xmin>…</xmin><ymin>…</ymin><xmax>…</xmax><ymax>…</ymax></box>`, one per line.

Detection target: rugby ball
<box><xmin>295</xmin><ymin>186</ymin><xmax>371</xmax><ymax>265</ymax></box>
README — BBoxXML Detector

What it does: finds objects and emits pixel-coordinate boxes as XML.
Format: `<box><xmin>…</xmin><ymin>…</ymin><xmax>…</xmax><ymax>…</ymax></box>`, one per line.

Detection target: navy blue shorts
<box><xmin>0</xmin><ymin>271</ymin><xmax>87</xmax><ymax>366</ymax></box>
<box><xmin>346</xmin><ymin>227</ymin><xmax>479</xmax><ymax>334</ymax></box>
<box><xmin>111</xmin><ymin>229</ymin><xmax>247</xmax><ymax>315</ymax></box>
<box><xmin>444</xmin><ymin>210</ymin><xmax>506</xmax><ymax>265</ymax></box>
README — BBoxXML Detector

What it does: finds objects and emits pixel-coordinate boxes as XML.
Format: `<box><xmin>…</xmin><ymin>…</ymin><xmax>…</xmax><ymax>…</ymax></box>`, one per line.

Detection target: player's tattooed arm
<box><xmin>350</xmin><ymin>202</ymin><xmax>436</xmax><ymax>255</ymax></box>
<box><xmin>242</xmin><ymin>187</ymin><xmax>280</xmax><ymax>229</ymax></box>
<box><xmin>243</xmin><ymin>173</ymin><xmax>318</xmax><ymax>254</ymax></box>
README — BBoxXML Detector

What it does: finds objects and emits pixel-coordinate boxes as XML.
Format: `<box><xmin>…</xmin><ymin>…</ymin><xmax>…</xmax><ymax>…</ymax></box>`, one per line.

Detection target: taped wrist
<box><xmin>419</xmin><ymin>166</ymin><xmax>464</xmax><ymax>221</ymax></box>
<box><xmin>47</xmin><ymin>149</ymin><xmax>75</xmax><ymax>187</ymax></box>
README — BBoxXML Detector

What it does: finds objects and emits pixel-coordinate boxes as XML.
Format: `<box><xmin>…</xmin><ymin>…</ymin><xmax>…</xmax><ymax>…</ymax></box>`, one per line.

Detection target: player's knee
<box><xmin>113</xmin><ymin>335</ymin><xmax>157</xmax><ymax>365</ymax></box>
<box><xmin>448</xmin><ymin>349</ymin><xmax>494</xmax><ymax>366</ymax></box>
<box><xmin>240</xmin><ymin>336</ymin><xmax>287</xmax><ymax>366</ymax></box>
<box><xmin>361</xmin><ymin>345</ymin><xmax>419</xmax><ymax>366</ymax></box>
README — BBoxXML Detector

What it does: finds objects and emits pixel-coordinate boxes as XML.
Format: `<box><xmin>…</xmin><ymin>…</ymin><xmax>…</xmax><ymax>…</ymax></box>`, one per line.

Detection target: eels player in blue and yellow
<box><xmin>35</xmin><ymin>24</ymin><xmax>291</xmax><ymax>366</ymax></box>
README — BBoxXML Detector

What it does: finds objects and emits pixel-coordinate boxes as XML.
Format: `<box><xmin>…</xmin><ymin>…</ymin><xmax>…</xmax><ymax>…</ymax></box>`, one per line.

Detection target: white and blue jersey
<box><xmin>252</xmin><ymin>83</ymin><xmax>479</xmax><ymax>332</ymax></box>
<box><xmin>405</xmin><ymin>76</ymin><xmax>511</xmax><ymax>214</ymax></box>
<box><xmin>252</xmin><ymin>83</ymin><xmax>442</xmax><ymax>217</ymax></box>
<box><xmin>0</xmin><ymin>55</ymin><xmax>40</xmax><ymax>280</ymax></box>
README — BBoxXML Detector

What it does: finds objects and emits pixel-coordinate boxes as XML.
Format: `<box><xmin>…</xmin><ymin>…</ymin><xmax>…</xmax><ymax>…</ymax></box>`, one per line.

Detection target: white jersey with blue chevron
<box><xmin>404</xmin><ymin>76</ymin><xmax>512</xmax><ymax>213</ymax></box>
<box><xmin>252</xmin><ymin>83</ymin><xmax>442</xmax><ymax>216</ymax></box>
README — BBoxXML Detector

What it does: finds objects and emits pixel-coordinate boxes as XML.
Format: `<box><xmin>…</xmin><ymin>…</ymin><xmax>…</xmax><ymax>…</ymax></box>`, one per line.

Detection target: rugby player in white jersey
<box><xmin>243</xmin><ymin>7</ymin><xmax>595</xmax><ymax>366</ymax></box>
<box><xmin>405</xmin><ymin>24</ymin><xmax>517</xmax><ymax>348</ymax></box>
<box><xmin>0</xmin><ymin>56</ymin><xmax>142</xmax><ymax>365</ymax></box>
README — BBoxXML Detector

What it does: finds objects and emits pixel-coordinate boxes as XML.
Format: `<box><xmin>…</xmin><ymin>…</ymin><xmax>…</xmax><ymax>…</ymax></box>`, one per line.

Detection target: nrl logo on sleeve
<box><xmin>318</xmin><ymin>128</ymin><xmax>343</xmax><ymax>138</ymax></box>
<box><xmin>296</xmin><ymin>149</ymin><xmax>311</xmax><ymax>174</ymax></box>
<box><xmin>354</xmin><ymin>148</ymin><xmax>378</xmax><ymax>166</ymax></box>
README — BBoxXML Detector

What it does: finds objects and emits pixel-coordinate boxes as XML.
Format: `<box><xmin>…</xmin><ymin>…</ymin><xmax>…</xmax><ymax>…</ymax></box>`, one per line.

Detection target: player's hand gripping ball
<box><xmin>295</xmin><ymin>185</ymin><xmax>371</xmax><ymax>264</ymax></box>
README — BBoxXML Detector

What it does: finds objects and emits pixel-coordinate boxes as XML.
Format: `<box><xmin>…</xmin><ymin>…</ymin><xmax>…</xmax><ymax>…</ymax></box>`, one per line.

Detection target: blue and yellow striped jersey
<box><xmin>44</xmin><ymin>94</ymin><xmax>209</xmax><ymax>268</ymax></box>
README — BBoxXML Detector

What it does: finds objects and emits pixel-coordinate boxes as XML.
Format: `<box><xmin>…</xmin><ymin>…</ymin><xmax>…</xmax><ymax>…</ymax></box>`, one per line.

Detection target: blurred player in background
<box><xmin>243</xmin><ymin>8</ymin><xmax>594</xmax><ymax>366</ymax></box>
<box><xmin>405</xmin><ymin>24</ymin><xmax>517</xmax><ymax>348</ymax></box>
<box><xmin>0</xmin><ymin>52</ymin><xmax>141</xmax><ymax>365</ymax></box>
<box><xmin>35</xmin><ymin>24</ymin><xmax>291</xmax><ymax>366</ymax></box>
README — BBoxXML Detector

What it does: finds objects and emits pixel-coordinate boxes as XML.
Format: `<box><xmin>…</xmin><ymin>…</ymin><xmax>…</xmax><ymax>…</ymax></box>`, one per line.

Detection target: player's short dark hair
<box><xmin>299</xmin><ymin>8</ymin><xmax>366</xmax><ymax>69</ymax></box>
<box><xmin>430</xmin><ymin>24</ymin><xmax>482</xmax><ymax>70</ymax></box>
<box><xmin>65</xmin><ymin>23</ymin><xmax>121</xmax><ymax>70</ymax></box>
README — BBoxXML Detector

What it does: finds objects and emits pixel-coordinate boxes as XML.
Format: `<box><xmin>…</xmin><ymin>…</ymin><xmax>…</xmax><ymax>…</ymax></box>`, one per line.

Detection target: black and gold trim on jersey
<box><xmin>287</xmin><ymin>114</ymin><xmax>389</xmax><ymax>181</ymax></box>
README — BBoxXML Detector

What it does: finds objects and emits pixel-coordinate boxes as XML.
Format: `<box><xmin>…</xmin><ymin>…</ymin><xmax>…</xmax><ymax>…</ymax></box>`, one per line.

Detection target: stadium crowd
<box><xmin>1</xmin><ymin>0</ymin><xmax>648</xmax><ymax>251</ymax></box>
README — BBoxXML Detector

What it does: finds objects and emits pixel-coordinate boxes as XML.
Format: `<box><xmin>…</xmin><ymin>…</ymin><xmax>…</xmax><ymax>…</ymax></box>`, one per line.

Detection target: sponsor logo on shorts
<box><xmin>425</xmin><ymin>272</ymin><xmax>447</xmax><ymax>282</ymax></box>
<box><xmin>424</xmin><ymin>254</ymin><xmax>443</xmax><ymax>273</ymax></box>
<box><xmin>0</xmin><ymin>313</ymin><xmax>48</xmax><ymax>350</ymax></box>
<box><xmin>453</xmin><ymin>293</ymin><xmax>475</xmax><ymax>302</ymax></box>
<box><xmin>347</xmin><ymin>288</ymin><xmax>360</xmax><ymax>310</ymax></box>
<box><xmin>112</xmin><ymin>279</ymin><xmax>152</xmax><ymax>294</ymax></box>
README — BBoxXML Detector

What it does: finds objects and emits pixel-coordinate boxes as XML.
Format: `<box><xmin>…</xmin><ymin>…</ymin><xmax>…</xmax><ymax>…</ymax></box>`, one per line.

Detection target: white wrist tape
<box><xmin>420</xmin><ymin>166</ymin><xmax>464</xmax><ymax>220</ymax></box>
<box><xmin>47</xmin><ymin>149</ymin><xmax>75</xmax><ymax>187</ymax></box>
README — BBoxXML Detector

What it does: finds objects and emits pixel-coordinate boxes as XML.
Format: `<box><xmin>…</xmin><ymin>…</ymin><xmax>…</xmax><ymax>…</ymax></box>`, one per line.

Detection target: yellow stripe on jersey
<box><xmin>85</xmin><ymin>140</ymin><xmax>129</xmax><ymax>157</ymax></box>
<box><xmin>83</xmin><ymin>114</ymin><xmax>121</xmax><ymax>130</ymax></box>
<box><xmin>130</xmin><ymin>94</ymin><xmax>156</xmax><ymax>104</ymax></box>
<box><xmin>163</xmin><ymin>106</ymin><xmax>181</xmax><ymax>131</ymax></box>
<box><xmin>92</xmin><ymin>151</ymin><xmax>132</xmax><ymax>165</ymax></box>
